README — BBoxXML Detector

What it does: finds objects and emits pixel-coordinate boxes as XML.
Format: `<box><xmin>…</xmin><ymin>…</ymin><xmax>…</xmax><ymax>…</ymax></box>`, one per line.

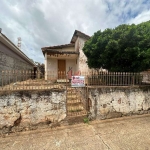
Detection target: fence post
<box><xmin>132</xmin><ymin>73</ymin><xmax>135</xmax><ymax>86</ymax></box>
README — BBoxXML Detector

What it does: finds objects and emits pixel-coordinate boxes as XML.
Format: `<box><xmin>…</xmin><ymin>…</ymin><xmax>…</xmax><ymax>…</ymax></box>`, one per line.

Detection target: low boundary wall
<box><xmin>0</xmin><ymin>89</ymin><xmax>66</xmax><ymax>134</ymax></box>
<box><xmin>88</xmin><ymin>86</ymin><xmax>150</xmax><ymax>120</ymax></box>
<box><xmin>0</xmin><ymin>86</ymin><xmax>150</xmax><ymax>134</ymax></box>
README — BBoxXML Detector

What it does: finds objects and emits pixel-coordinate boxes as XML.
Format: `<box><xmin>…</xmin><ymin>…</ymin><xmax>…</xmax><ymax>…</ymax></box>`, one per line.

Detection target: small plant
<box><xmin>83</xmin><ymin>117</ymin><xmax>89</xmax><ymax>124</ymax></box>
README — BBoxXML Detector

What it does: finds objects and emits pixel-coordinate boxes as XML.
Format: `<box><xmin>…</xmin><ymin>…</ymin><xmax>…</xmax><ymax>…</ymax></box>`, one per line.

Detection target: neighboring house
<box><xmin>42</xmin><ymin>30</ymin><xmax>90</xmax><ymax>80</ymax></box>
<box><xmin>0</xmin><ymin>31</ymin><xmax>36</xmax><ymax>85</ymax></box>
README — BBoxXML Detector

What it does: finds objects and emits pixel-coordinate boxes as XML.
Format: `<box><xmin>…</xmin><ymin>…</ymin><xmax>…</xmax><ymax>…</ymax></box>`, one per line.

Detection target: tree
<box><xmin>35</xmin><ymin>62</ymin><xmax>45</xmax><ymax>75</ymax></box>
<box><xmin>83</xmin><ymin>21</ymin><xmax>150</xmax><ymax>72</ymax></box>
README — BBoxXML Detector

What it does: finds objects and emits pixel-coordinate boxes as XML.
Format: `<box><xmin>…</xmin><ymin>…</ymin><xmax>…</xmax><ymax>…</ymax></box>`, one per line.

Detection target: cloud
<box><xmin>0</xmin><ymin>0</ymin><xmax>150</xmax><ymax>63</ymax></box>
<box><xmin>128</xmin><ymin>10</ymin><xmax>150</xmax><ymax>25</ymax></box>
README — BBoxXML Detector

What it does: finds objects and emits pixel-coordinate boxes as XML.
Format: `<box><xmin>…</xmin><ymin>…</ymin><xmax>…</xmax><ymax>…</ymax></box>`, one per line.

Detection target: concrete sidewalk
<box><xmin>1</xmin><ymin>114</ymin><xmax>150</xmax><ymax>150</ymax></box>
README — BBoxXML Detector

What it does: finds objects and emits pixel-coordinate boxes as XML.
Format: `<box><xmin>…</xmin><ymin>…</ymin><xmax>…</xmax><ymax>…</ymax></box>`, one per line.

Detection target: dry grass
<box><xmin>0</xmin><ymin>78</ymin><xmax>67</xmax><ymax>91</ymax></box>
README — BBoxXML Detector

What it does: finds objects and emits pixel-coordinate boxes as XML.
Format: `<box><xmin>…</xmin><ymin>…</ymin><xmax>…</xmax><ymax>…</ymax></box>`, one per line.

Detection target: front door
<box><xmin>58</xmin><ymin>60</ymin><xmax>66</xmax><ymax>79</ymax></box>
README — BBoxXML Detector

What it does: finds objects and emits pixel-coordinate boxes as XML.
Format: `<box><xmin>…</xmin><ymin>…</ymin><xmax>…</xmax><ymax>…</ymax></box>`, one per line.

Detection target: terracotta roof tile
<box><xmin>41</xmin><ymin>43</ymin><xmax>74</xmax><ymax>51</ymax></box>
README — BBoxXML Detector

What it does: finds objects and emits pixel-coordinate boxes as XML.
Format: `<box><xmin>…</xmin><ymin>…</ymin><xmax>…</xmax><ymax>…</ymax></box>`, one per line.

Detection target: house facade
<box><xmin>42</xmin><ymin>30</ymin><xmax>90</xmax><ymax>80</ymax></box>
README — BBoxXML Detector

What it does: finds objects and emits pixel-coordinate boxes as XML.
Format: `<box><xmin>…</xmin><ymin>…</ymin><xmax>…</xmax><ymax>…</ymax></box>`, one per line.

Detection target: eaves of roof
<box><xmin>44</xmin><ymin>49</ymin><xmax>79</xmax><ymax>55</ymax></box>
<box><xmin>70</xmin><ymin>30</ymin><xmax>91</xmax><ymax>43</ymax></box>
<box><xmin>41</xmin><ymin>43</ymin><xmax>75</xmax><ymax>55</ymax></box>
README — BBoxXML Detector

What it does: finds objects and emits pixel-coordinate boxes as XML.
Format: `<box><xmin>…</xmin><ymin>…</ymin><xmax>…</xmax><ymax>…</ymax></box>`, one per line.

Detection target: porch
<box><xmin>42</xmin><ymin>43</ymin><xmax>80</xmax><ymax>80</ymax></box>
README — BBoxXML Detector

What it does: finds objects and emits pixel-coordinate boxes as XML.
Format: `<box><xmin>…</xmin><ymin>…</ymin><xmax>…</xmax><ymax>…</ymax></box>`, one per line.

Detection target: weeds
<box><xmin>83</xmin><ymin>117</ymin><xmax>89</xmax><ymax>124</ymax></box>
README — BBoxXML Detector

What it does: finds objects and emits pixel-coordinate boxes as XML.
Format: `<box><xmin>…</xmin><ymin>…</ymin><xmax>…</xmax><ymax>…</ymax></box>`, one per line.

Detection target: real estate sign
<box><xmin>71</xmin><ymin>76</ymin><xmax>85</xmax><ymax>87</ymax></box>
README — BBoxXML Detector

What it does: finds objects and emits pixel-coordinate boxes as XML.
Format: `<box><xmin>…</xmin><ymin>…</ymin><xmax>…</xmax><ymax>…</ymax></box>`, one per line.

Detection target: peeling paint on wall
<box><xmin>88</xmin><ymin>87</ymin><xmax>150</xmax><ymax>120</ymax></box>
<box><xmin>0</xmin><ymin>90</ymin><xmax>66</xmax><ymax>134</ymax></box>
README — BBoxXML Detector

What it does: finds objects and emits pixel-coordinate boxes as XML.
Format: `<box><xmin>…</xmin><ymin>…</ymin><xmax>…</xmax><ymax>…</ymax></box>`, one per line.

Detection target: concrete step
<box><xmin>67</xmin><ymin>110</ymin><xmax>87</xmax><ymax>118</ymax></box>
<box><xmin>67</xmin><ymin>91</ymin><xmax>78</xmax><ymax>94</ymax></box>
<box><xmin>67</xmin><ymin>99</ymin><xmax>82</xmax><ymax>104</ymax></box>
<box><xmin>67</xmin><ymin>98</ymin><xmax>80</xmax><ymax>101</ymax></box>
<box><xmin>67</xmin><ymin>101</ymin><xmax>82</xmax><ymax>105</ymax></box>
<box><xmin>67</xmin><ymin>95</ymin><xmax>78</xmax><ymax>98</ymax></box>
<box><xmin>67</xmin><ymin>105</ymin><xmax>84</xmax><ymax>112</ymax></box>
<box><xmin>62</xmin><ymin>113</ymin><xmax>87</xmax><ymax>125</ymax></box>
<box><xmin>67</xmin><ymin>88</ymin><xmax>78</xmax><ymax>92</ymax></box>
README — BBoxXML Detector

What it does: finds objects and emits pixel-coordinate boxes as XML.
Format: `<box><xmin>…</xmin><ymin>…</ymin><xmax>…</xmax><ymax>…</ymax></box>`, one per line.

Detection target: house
<box><xmin>42</xmin><ymin>30</ymin><xmax>90</xmax><ymax>80</ymax></box>
<box><xmin>0</xmin><ymin>30</ymin><xmax>36</xmax><ymax>85</ymax></box>
<box><xmin>0</xmin><ymin>31</ymin><xmax>35</xmax><ymax>71</ymax></box>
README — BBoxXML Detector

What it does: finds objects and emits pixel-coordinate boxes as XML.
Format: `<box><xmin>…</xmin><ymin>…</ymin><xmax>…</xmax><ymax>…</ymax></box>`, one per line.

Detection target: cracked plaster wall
<box><xmin>78</xmin><ymin>37</ymin><xmax>89</xmax><ymax>72</ymax></box>
<box><xmin>0</xmin><ymin>90</ymin><xmax>66</xmax><ymax>133</ymax></box>
<box><xmin>88</xmin><ymin>87</ymin><xmax>150</xmax><ymax>120</ymax></box>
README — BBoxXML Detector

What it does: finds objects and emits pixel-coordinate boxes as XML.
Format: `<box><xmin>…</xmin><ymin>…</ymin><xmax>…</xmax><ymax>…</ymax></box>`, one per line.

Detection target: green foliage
<box><xmin>83</xmin><ymin>117</ymin><xmax>89</xmax><ymax>124</ymax></box>
<box><xmin>83</xmin><ymin>21</ymin><xmax>150</xmax><ymax>72</ymax></box>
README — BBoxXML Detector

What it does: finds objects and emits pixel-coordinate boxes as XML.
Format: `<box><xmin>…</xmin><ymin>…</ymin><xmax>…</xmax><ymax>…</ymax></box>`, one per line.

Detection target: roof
<box><xmin>43</xmin><ymin>49</ymin><xmax>79</xmax><ymax>55</ymax></box>
<box><xmin>41</xmin><ymin>30</ymin><xmax>90</xmax><ymax>56</ymax></box>
<box><xmin>41</xmin><ymin>43</ymin><xmax>75</xmax><ymax>55</ymax></box>
<box><xmin>42</xmin><ymin>43</ymin><xmax>74</xmax><ymax>50</ymax></box>
<box><xmin>70</xmin><ymin>30</ymin><xmax>90</xmax><ymax>43</ymax></box>
<box><xmin>0</xmin><ymin>33</ymin><xmax>35</xmax><ymax>66</ymax></box>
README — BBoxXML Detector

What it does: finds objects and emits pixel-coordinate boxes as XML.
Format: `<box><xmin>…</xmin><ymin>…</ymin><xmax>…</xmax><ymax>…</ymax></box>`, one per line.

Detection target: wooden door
<box><xmin>58</xmin><ymin>60</ymin><xmax>66</xmax><ymax>79</ymax></box>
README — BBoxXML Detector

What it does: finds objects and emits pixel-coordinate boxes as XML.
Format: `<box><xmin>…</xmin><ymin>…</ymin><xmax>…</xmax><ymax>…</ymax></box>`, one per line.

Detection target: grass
<box><xmin>83</xmin><ymin>117</ymin><xmax>89</xmax><ymax>124</ymax></box>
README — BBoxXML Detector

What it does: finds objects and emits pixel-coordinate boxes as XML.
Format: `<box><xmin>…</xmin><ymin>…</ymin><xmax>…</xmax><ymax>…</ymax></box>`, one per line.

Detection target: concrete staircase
<box><xmin>66</xmin><ymin>87</ymin><xmax>87</xmax><ymax>119</ymax></box>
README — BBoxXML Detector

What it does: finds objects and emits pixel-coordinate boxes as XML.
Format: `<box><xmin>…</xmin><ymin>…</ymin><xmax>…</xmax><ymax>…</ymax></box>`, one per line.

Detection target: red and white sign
<box><xmin>71</xmin><ymin>76</ymin><xmax>85</xmax><ymax>87</ymax></box>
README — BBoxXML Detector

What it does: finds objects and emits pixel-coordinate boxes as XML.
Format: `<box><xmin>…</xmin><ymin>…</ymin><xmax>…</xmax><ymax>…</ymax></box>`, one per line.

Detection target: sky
<box><xmin>0</xmin><ymin>0</ymin><xmax>150</xmax><ymax>63</ymax></box>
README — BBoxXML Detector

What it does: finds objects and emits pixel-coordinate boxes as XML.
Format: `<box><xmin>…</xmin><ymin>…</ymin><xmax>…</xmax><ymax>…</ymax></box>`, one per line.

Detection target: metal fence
<box><xmin>0</xmin><ymin>70</ymin><xmax>150</xmax><ymax>118</ymax></box>
<box><xmin>72</xmin><ymin>71</ymin><xmax>150</xmax><ymax>86</ymax></box>
<box><xmin>0</xmin><ymin>70</ymin><xmax>150</xmax><ymax>91</ymax></box>
<box><xmin>86</xmin><ymin>71</ymin><xmax>150</xmax><ymax>86</ymax></box>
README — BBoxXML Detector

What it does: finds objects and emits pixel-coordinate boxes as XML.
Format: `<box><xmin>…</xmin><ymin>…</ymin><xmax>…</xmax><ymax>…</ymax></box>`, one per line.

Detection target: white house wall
<box><xmin>47</xmin><ymin>58</ymin><xmax>57</xmax><ymax>78</ymax></box>
<box><xmin>47</xmin><ymin>57</ymin><xmax>77</xmax><ymax>78</ymax></box>
<box><xmin>75</xmin><ymin>38</ymin><xmax>79</xmax><ymax>72</ymax></box>
<box><xmin>75</xmin><ymin>38</ymin><xmax>79</xmax><ymax>52</ymax></box>
<box><xmin>47</xmin><ymin>58</ymin><xmax>77</xmax><ymax>73</ymax></box>
<box><xmin>66</xmin><ymin>59</ymin><xmax>76</xmax><ymax>74</ymax></box>
<box><xmin>77</xmin><ymin>37</ymin><xmax>89</xmax><ymax>73</ymax></box>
